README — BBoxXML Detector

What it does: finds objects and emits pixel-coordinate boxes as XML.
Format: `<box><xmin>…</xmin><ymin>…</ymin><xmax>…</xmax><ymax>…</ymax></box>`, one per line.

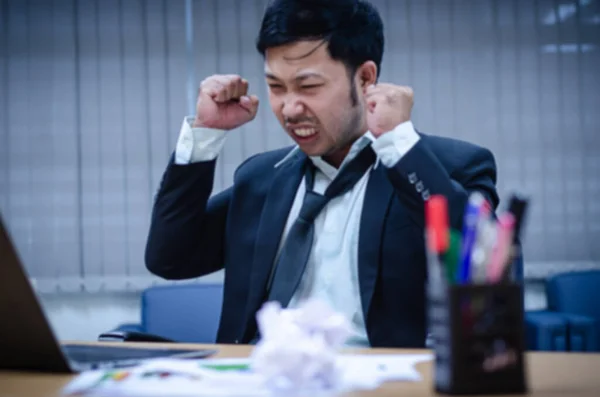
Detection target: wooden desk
<box><xmin>1</xmin><ymin>343</ymin><xmax>600</xmax><ymax>397</ymax></box>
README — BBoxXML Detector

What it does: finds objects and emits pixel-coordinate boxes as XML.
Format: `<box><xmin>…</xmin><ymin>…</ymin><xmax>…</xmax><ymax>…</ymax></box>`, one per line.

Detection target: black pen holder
<box><xmin>428</xmin><ymin>283</ymin><xmax>528</xmax><ymax>395</ymax></box>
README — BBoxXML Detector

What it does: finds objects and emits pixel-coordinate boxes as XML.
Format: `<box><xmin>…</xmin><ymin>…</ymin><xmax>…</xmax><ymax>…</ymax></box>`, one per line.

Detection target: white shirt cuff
<box><xmin>371</xmin><ymin>121</ymin><xmax>420</xmax><ymax>167</ymax></box>
<box><xmin>174</xmin><ymin>116</ymin><xmax>227</xmax><ymax>165</ymax></box>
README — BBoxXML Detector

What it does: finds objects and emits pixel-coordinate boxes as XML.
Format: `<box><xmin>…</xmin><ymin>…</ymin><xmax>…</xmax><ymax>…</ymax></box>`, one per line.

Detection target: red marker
<box><xmin>426</xmin><ymin>195</ymin><xmax>449</xmax><ymax>254</ymax></box>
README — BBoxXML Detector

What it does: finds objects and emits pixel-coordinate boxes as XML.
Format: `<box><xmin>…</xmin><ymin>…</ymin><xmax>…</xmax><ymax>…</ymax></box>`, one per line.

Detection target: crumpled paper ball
<box><xmin>249</xmin><ymin>299</ymin><xmax>352</xmax><ymax>393</ymax></box>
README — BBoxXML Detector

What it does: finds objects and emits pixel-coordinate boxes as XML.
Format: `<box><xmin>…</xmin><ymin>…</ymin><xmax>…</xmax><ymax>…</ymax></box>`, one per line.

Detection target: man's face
<box><xmin>264</xmin><ymin>40</ymin><xmax>366</xmax><ymax>163</ymax></box>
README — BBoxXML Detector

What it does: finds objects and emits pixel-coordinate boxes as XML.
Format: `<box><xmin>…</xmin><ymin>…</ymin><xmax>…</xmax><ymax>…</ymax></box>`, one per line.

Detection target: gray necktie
<box><xmin>266</xmin><ymin>145</ymin><xmax>376</xmax><ymax>307</ymax></box>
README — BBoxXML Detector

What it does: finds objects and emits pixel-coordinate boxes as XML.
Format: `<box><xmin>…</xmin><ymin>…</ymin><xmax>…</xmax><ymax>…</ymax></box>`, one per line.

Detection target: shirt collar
<box><xmin>274</xmin><ymin>131</ymin><xmax>378</xmax><ymax>173</ymax></box>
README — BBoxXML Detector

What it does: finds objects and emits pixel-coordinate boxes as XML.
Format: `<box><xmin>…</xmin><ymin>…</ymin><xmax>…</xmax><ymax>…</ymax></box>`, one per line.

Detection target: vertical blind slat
<box><xmin>121</xmin><ymin>0</ymin><xmax>152</xmax><ymax>276</ymax></box>
<box><xmin>0</xmin><ymin>0</ymin><xmax>9</xmax><ymax>222</ymax></box>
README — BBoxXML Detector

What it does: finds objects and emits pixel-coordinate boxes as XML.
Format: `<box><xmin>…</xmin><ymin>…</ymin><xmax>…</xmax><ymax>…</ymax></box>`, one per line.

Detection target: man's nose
<box><xmin>281</xmin><ymin>95</ymin><xmax>304</xmax><ymax>119</ymax></box>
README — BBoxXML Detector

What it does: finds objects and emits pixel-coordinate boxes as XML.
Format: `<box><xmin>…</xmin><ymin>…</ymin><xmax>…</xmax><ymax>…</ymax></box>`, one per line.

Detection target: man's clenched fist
<box><xmin>365</xmin><ymin>83</ymin><xmax>414</xmax><ymax>137</ymax></box>
<box><xmin>193</xmin><ymin>74</ymin><xmax>259</xmax><ymax>130</ymax></box>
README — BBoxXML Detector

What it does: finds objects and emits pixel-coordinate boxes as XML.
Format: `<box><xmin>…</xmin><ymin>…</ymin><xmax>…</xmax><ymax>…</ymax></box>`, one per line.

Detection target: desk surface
<box><xmin>1</xmin><ymin>343</ymin><xmax>600</xmax><ymax>397</ymax></box>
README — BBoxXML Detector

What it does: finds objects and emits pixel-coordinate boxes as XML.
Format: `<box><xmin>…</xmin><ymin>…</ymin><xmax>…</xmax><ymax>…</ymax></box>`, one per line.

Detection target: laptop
<box><xmin>0</xmin><ymin>215</ymin><xmax>217</xmax><ymax>373</ymax></box>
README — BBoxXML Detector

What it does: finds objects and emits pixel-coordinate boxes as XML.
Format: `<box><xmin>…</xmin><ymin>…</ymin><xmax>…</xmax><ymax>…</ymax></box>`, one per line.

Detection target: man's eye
<box><xmin>301</xmin><ymin>84</ymin><xmax>322</xmax><ymax>89</ymax></box>
<box><xmin>269</xmin><ymin>84</ymin><xmax>284</xmax><ymax>90</ymax></box>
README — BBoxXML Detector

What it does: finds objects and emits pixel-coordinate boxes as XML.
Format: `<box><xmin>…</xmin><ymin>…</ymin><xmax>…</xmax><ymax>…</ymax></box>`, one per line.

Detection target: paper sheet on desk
<box><xmin>339</xmin><ymin>353</ymin><xmax>433</xmax><ymax>386</ymax></box>
<box><xmin>63</xmin><ymin>354</ymin><xmax>433</xmax><ymax>396</ymax></box>
<box><xmin>63</xmin><ymin>358</ymin><xmax>266</xmax><ymax>397</ymax></box>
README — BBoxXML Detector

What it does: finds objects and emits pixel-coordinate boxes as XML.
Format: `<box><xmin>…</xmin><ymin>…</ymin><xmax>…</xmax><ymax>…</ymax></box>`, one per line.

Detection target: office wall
<box><xmin>41</xmin><ymin>292</ymin><xmax>141</xmax><ymax>341</ymax></box>
<box><xmin>1</xmin><ymin>0</ymin><xmax>600</xmax><ymax>294</ymax></box>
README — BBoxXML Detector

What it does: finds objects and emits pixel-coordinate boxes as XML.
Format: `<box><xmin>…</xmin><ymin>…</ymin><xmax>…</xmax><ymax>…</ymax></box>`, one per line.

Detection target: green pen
<box><xmin>443</xmin><ymin>230</ymin><xmax>462</xmax><ymax>284</ymax></box>
<box><xmin>200</xmin><ymin>363</ymin><xmax>250</xmax><ymax>372</ymax></box>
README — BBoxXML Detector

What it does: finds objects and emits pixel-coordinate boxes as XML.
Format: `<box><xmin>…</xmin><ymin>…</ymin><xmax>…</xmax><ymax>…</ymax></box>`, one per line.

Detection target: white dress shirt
<box><xmin>174</xmin><ymin>116</ymin><xmax>420</xmax><ymax>346</ymax></box>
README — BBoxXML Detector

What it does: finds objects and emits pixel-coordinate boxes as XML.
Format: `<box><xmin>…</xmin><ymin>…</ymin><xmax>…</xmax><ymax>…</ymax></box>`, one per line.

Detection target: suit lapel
<box><xmin>358</xmin><ymin>164</ymin><xmax>394</xmax><ymax>323</ymax></box>
<box><xmin>242</xmin><ymin>152</ymin><xmax>307</xmax><ymax>334</ymax></box>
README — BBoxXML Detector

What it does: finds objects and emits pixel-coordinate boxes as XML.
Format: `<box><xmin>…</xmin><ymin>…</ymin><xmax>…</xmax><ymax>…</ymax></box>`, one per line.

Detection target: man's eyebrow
<box><xmin>265</xmin><ymin>72</ymin><xmax>280</xmax><ymax>80</ymax></box>
<box><xmin>295</xmin><ymin>72</ymin><xmax>325</xmax><ymax>81</ymax></box>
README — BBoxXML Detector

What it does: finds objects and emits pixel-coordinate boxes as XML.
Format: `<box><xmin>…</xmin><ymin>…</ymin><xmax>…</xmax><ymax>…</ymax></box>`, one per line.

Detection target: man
<box><xmin>145</xmin><ymin>0</ymin><xmax>498</xmax><ymax>348</ymax></box>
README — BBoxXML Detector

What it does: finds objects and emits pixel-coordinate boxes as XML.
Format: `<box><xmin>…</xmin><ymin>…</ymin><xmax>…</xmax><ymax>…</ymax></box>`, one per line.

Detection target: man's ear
<box><xmin>357</xmin><ymin>61</ymin><xmax>378</xmax><ymax>93</ymax></box>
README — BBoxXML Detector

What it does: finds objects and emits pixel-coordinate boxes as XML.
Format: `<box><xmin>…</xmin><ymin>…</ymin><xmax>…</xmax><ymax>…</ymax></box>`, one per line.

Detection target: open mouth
<box><xmin>289</xmin><ymin>126</ymin><xmax>319</xmax><ymax>142</ymax></box>
<box><xmin>293</xmin><ymin>127</ymin><xmax>317</xmax><ymax>138</ymax></box>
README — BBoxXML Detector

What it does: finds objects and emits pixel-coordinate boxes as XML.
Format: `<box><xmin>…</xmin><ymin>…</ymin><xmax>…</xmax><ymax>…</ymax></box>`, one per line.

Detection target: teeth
<box><xmin>294</xmin><ymin>128</ymin><xmax>316</xmax><ymax>137</ymax></box>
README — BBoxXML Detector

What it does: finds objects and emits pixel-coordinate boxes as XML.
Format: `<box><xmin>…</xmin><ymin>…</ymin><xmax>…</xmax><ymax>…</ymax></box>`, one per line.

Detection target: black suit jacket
<box><xmin>145</xmin><ymin>133</ymin><xmax>498</xmax><ymax>347</ymax></box>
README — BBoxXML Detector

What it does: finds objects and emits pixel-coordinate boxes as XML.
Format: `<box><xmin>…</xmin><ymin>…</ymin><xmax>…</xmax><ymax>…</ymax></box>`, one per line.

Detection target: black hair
<box><xmin>256</xmin><ymin>0</ymin><xmax>384</xmax><ymax>79</ymax></box>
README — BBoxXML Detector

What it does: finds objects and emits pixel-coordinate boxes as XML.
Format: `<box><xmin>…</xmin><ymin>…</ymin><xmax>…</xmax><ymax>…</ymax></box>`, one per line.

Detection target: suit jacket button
<box><xmin>422</xmin><ymin>190</ymin><xmax>430</xmax><ymax>201</ymax></box>
<box><xmin>408</xmin><ymin>172</ymin><xmax>417</xmax><ymax>184</ymax></box>
<box><xmin>416</xmin><ymin>181</ymin><xmax>424</xmax><ymax>192</ymax></box>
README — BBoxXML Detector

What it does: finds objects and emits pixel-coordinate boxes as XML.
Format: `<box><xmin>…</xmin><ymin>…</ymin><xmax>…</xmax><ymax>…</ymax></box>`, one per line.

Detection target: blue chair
<box><xmin>102</xmin><ymin>283</ymin><xmax>223</xmax><ymax>344</ymax></box>
<box><xmin>525</xmin><ymin>311</ymin><xmax>568</xmax><ymax>351</ymax></box>
<box><xmin>544</xmin><ymin>271</ymin><xmax>600</xmax><ymax>352</ymax></box>
<box><xmin>511</xmin><ymin>253</ymin><xmax>569</xmax><ymax>351</ymax></box>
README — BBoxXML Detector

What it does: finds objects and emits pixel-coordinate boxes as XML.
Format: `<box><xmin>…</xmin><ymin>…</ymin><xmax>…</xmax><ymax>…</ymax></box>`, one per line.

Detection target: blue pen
<box><xmin>458</xmin><ymin>192</ymin><xmax>486</xmax><ymax>283</ymax></box>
